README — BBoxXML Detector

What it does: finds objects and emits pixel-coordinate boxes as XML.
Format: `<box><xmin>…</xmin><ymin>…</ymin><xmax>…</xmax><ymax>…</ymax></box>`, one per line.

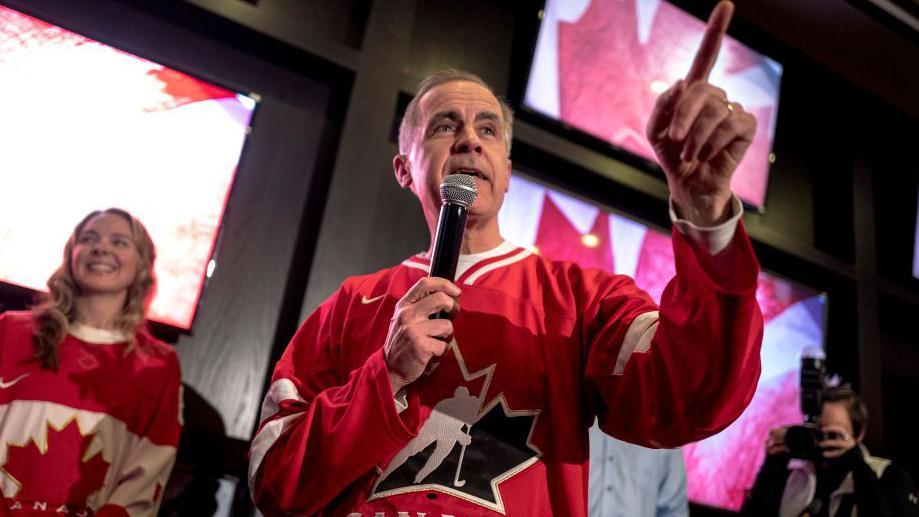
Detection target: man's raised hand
<box><xmin>646</xmin><ymin>1</ymin><xmax>757</xmax><ymax>227</ymax></box>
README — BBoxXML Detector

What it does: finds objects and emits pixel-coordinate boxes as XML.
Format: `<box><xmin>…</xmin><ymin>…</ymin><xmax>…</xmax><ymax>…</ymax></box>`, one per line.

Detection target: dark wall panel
<box><xmin>403</xmin><ymin>0</ymin><xmax>518</xmax><ymax>94</ymax></box>
<box><xmin>177</xmin><ymin>95</ymin><xmax>333</xmax><ymax>439</ymax></box>
<box><xmin>182</xmin><ymin>0</ymin><xmax>370</xmax><ymax>69</ymax></box>
<box><xmin>300</xmin><ymin>0</ymin><xmax>429</xmax><ymax>320</ymax></box>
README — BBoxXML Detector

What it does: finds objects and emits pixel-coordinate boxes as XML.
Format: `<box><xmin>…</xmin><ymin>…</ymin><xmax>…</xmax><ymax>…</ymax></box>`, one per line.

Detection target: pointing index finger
<box><xmin>685</xmin><ymin>1</ymin><xmax>734</xmax><ymax>84</ymax></box>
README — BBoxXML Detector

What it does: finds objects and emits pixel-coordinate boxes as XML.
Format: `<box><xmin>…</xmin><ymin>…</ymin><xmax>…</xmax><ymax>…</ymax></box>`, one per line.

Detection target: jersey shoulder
<box><xmin>338</xmin><ymin>262</ymin><xmax>422</xmax><ymax>298</ymax></box>
<box><xmin>0</xmin><ymin>309</ymin><xmax>37</xmax><ymax>329</ymax></box>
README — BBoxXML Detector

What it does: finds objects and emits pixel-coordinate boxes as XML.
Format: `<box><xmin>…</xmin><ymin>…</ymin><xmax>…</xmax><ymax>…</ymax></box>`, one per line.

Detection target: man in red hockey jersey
<box><xmin>249</xmin><ymin>2</ymin><xmax>763</xmax><ymax>515</ymax></box>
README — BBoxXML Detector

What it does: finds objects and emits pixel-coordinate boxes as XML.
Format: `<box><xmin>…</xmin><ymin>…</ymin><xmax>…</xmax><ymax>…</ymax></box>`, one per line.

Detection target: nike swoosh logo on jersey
<box><xmin>361</xmin><ymin>294</ymin><xmax>386</xmax><ymax>305</ymax></box>
<box><xmin>0</xmin><ymin>373</ymin><xmax>30</xmax><ymax>389</ymax></box>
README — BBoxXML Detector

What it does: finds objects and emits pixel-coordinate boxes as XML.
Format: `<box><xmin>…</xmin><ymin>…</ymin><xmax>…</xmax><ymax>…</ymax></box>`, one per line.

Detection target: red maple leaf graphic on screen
<box><xmin>633</xmin><ymin>230</ymin><xmax>675</xmax><ymax>302</ymax></box>
<box><xmin>0</xmin><ymin>7</ymin><xmax>69</xmax><ymax>60</ymax></box>
<box><xmin>556</xmin><ymin>0</ymin><xmax>776</xmax><ymax>205</ymax></box>
<box><xmin>534</xmin><ymin>194</ymin><xmax>614</xmax><ymax>271</ymax></box>
<box><xmin>756</xmin><ymin>274</ymin><xmax>812</xmax><ymax>321</ymax></box>
<box><xmin>147</xmin><ymin>68</ymin><xmax>236</xmax><ymax>111</ymax></box>
<box><xmin>2</xmin><ymin>420</ymin><xmax>110</xmax><ymax>507</ymax></box>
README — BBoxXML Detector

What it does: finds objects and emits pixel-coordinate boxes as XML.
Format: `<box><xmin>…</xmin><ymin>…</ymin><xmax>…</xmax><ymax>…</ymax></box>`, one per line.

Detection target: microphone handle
<box><xmin>429</xmin><ymin>202</ymin><xmax>467</xmax><ymax>320</ymax></box>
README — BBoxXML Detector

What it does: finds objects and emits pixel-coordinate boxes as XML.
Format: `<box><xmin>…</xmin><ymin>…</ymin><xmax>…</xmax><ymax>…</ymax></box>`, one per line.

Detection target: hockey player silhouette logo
<box><xmin>370</xmin><ymin>342</ymin><xmax>541</xmax><ymax>513</ymax></box>
<box><xmin>379</xmin><ymin>386</ymin><xmax>478</xmax><ymax>485</ymax></box>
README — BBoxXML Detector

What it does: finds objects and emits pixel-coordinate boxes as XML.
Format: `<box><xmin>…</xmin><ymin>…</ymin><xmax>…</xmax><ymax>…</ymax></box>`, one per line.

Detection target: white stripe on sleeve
<box><xmin>249</xmin><ymin>378</ymin><xmax>306</xmax><ymax>493</ymax></box>
<box><xmin>613</xmin><ymin>311</ymin><xmax>660</xmax><ymax>376</ymax></box>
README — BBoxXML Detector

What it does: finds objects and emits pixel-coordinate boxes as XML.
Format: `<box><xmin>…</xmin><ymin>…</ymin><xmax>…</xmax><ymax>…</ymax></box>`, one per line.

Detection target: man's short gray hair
<box><xmin>398</xmin><ymin>68</ymin><xmax>514</xmax><ymax>156</ymax></box>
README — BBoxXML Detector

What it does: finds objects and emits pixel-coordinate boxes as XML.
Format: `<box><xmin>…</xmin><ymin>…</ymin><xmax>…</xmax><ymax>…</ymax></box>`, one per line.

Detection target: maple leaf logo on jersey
<box><xmin>370</xmin><ymin>341</ymin><xmax>541</xmax><ymax>514</ymax></box>
<box><xmin>1</xmin><ymin>419</ymin><xmax>110</xmax><ymax>507</ymax></box>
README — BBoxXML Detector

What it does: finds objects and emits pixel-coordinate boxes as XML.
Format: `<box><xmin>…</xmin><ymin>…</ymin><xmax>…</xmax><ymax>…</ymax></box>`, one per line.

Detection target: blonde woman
<box><xmin>0</xmin><ymin>208</ymin><xmax>182</xmax><ymax>516</ymax></box>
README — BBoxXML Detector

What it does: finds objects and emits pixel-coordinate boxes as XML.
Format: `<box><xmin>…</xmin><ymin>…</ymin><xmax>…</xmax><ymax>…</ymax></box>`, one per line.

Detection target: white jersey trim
<box><xmin>400</xmin><ymin>241</ymin><xmax>522</xmax><ymax>279</ymax></box>
<box><xmin>70</xmin><ymin>324</ymin><xmax>127</xmax><ymax>344</ymax></box>
<box><xmin>258</xmin><ymin>378</ymin><xmax>304</xmax><ymax>426</ymax></box>
<box><xmin>454</xmin><ymin>240</ymin><xmax>519</xmax><ymax>279</ymax></box>
<box><xmin>463</xmin><ymin>247</ymin><xmax>534</xmax><ymax>285</ymax></box>
<box><xmin>613</xmin><ymin>311</ymin><xmax>660</xmax><ymax>376</ymax></box>
<box><xmin>106</xmin><ymin>436</ymin><xmax>178</xmax><ymax>516</ymax></box>
<box><xmin>249</xmin><ymin>413</ymin><xmax>302</xmax><ymax>496</ymax></box>
<box><xmin>401</xmin><ymin>258</ymin><xmax>429</xmax><ymax>273</ymax></box>
<box><xmin>249</xmin><ymin>378</ymin><xmax>307</xmax><ymax>495</ymax></box>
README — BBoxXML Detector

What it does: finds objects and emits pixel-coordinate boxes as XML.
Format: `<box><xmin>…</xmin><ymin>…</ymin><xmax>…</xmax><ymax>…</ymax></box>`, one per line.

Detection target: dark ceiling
<box><xmin>733</xmin><ymin>0</ymin><xmax>919</xmax><ymax>119</ymax></box>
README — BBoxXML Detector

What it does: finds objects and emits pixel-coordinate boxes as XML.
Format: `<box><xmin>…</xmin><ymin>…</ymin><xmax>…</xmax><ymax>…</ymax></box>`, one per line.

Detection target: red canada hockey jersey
<box><xmin>249</xmin><ymin>225</ymin><xmax>763</xmax><ymax>516</ymax></box>
<box><xmin>0</xmin><ymin>311</ymin><xmax>182</xmax><ymax>517</ymax></box>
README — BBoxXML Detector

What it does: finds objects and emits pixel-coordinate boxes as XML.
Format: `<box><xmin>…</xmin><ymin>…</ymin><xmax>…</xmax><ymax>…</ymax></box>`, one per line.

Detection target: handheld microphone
<box><xmin>429</xmin><ymin>174</ymin><xmax>477</xmax><ymax>320</ymax></box>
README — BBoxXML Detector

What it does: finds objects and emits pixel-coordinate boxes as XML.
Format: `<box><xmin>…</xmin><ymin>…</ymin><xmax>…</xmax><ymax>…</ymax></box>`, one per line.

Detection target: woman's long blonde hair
<box><xmin>32</xmin><ymin>208</ymin><xmax>157</xmax><ymax>370</ymax></box>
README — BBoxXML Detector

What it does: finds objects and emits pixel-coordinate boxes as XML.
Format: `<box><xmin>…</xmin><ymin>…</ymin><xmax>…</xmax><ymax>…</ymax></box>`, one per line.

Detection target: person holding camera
<box><xmin>741</xmin><ymin>387</ymin><xmax>918</xmax><ymax>516</ymax></box>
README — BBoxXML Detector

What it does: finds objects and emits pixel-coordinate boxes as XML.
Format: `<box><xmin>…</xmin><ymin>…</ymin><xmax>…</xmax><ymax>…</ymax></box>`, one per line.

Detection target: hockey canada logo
<box><xmin>370</xmin><ymin>341</ymin><xmax>541</xmax><ymax>514</ymax></box>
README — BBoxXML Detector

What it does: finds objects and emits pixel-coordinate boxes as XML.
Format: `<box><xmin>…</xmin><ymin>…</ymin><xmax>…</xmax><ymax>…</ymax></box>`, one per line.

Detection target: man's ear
<box><xmin>504</xmin><ymin>159</ymin><xmax>512</xmax><ymax>192</ymax></box>
<box><xmin>393</xmin><ymin>154</ymin><xmax>412</xmax><ymax>189</ymax></box>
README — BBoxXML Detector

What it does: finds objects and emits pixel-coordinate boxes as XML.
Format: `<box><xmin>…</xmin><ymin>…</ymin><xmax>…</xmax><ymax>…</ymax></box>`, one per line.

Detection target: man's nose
<box><xmin>453</xmin><ymin>126</ymin><xmax>482</xmax><ymax>154</ymax></box>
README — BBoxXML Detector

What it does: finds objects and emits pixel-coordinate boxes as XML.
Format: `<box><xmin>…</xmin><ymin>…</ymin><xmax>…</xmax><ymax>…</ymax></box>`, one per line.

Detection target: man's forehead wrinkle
<box><xmin>425</xmin><ymin>98</ymin><xmax>500</xmax><ymax>115</ymax></box>
<box><xmin>421</xmin><ymin>83</ymin><xmax>503</xmax><ymax>119</ymax></box>
<box><xmin>429</xmin><ymin>110</ymin><xmax>463</xmax><ymax>123</ymax></box>
<box><xmin>427</xmin><ymin>109</ymin><xmax>500</xmax><ymax>125</ymax></box>
<box><xmin>475</xmin><ymin>111</ymin><xmax>501</xmax><ymax>123</ymax></box>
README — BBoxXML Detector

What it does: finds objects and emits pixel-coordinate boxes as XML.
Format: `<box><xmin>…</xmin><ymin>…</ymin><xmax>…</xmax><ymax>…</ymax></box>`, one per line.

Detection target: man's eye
<box><xmin>435</xmin><ymin>124</ymin><xmax>455</xmax><ymax>133</ymax></box>
<box><xmin>481</xmin><ymin>126</ymin><xmax>496</xmax><ymax>136</ymax></box>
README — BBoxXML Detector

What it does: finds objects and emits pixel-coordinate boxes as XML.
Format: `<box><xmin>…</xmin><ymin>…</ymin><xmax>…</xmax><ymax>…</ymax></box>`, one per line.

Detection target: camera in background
<box><xmin>785</xmin><ymin>347</ymin><xmax>827</xmax><ymax>460</ymax></box>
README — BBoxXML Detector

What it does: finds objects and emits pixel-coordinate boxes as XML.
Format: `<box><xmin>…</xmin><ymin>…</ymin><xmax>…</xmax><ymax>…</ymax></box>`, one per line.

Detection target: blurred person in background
<box><xmin>741</xmin><ymin>386</ymin><xmax>918</xmax><ymax>516</ymax></box>
<box><xmin>589</xmin><ymin>425</ymin><xmax>688</xmax><ymax>517</ymax></box>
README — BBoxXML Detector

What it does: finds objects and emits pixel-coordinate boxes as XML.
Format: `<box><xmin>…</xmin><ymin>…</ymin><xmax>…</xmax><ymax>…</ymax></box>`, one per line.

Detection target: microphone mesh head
<box><xmin>440</xmin><ymin>174</ymin><xmax>478</xmax><ymax>207</ymax></box>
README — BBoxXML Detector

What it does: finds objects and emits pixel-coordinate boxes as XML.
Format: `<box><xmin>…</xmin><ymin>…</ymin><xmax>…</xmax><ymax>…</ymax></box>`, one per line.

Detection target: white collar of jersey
<box><xmin>403</xmin><ymin>240</ymin><xmax>531</xmax><ymax>283</ymax></box>
<box><xmin>70</xmin><ymin>323</ymin><xmax>127</xmax><ymax>344</ymax></box>
<box><xmin>454</xmin><ymin>240</ymin><xmax>519</xmax><ymax>277</ymax></box>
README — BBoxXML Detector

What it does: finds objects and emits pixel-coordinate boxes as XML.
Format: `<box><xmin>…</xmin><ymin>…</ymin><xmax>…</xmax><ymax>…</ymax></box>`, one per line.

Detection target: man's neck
<box><xmin>426</xmin><ymin>221</ymin><xmax>504</xmax><ymax>256</ymax></box>
<box><xmin>458</xmin><ymin>230</ymin><xmax>504</xmax><ymax>254</ymax></box>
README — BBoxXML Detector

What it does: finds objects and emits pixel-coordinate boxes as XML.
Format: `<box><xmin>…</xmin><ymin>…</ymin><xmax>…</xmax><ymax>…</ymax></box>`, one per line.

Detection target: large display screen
<box><xmin>524</xmin><ymin>0</ymin><xmax>782</xmax><ymax>210</ymax></box>
<box><xmin>499</xmin><ymin>174</ymin><xmax>826</xmax><ymax>510</ymax></box>
<box><xmin>0</xmin><ymin>5</ymin><xmax>256</xmax><ymax>329</ymax></box>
